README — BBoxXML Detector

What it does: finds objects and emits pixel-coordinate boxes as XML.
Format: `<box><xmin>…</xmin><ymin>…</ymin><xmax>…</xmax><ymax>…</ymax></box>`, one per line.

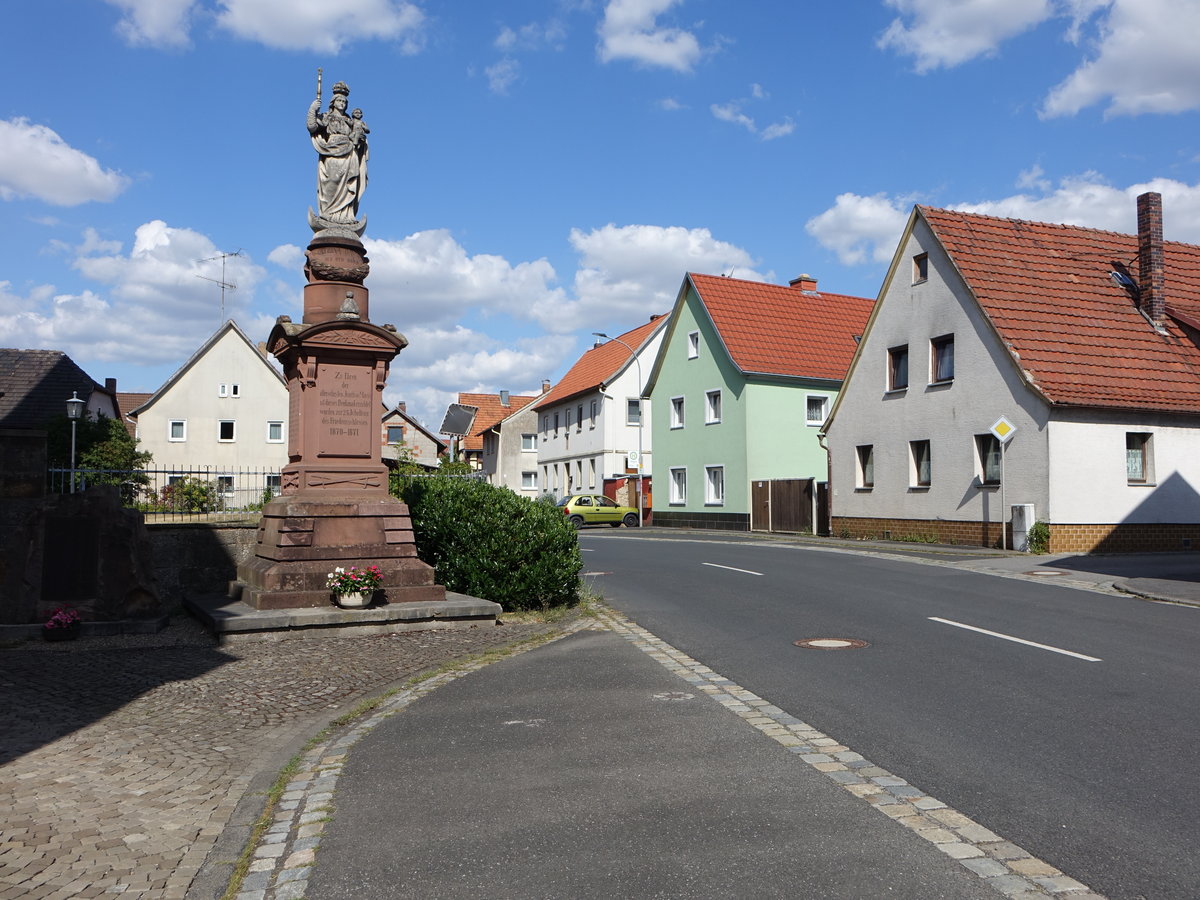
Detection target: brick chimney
<box><xmin>789</xmin><ymin>274</ymin><xmax>818</xmax><ymax>292</ymax></box>
<box><xmin>542</xmin><ymin>379</ymin><xmax>552</xmax><ymax>394</ymax></box>
<box><xmin>398</xmin><ymin>401</ymin><xmax>406</xmax><ymax>412</ymax></box>
<box><xmin>1137</xmin><ymin>192</ymin><xmax>1165</xmax><ymax>324</ymax></box>
<box><xmin>104</xmin><ymin>377</ymin><xmax>117</xmax><ymax>393</ymax></box>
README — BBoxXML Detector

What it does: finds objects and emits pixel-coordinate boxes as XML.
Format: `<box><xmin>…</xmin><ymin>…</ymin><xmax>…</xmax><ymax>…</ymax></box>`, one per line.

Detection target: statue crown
<box><xmin>331</xmin><ymin>81</ymin><xmax>350</xmax><ymax>96</ymax></box>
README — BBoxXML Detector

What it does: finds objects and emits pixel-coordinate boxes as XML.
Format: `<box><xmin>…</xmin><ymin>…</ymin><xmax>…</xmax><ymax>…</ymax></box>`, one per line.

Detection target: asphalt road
<box><xmin>582</xmin><ymin>531</ymin><xmax>1200</xmax><ymax>900</ymax></box>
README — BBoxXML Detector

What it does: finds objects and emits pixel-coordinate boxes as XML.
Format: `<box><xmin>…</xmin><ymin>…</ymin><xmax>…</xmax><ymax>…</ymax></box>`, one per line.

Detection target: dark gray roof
<box><xmin>0</xmin><ymin>349</ymin><xmax>104</xmax><ymax>431</ymax></box>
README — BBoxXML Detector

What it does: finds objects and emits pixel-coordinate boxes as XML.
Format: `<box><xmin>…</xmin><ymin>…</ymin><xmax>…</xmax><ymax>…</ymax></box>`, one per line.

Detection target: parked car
<box><xmin>557</xmin><ymin>493</ymin><xmax>640</xmax><ymax>528</ymax></box>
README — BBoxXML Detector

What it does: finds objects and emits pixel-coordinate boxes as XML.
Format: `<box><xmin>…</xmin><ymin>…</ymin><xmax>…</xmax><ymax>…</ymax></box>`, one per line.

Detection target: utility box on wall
<box><xmin>1012</xmin><ymin>503</ymin><xmax>1036</xmax><ymax>552</ymax></box>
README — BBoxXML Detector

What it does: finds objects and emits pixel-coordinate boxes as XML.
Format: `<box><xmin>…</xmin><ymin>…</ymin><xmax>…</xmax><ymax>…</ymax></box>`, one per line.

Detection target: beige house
<box><xmin>128</xmin><ymin>320</ymin><xmax>289</xmax><ymax>505</ymax></box>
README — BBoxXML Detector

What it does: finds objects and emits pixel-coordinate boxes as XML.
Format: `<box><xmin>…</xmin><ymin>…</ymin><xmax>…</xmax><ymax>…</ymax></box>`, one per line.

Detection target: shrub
<box><xmin>157</xmin><ymin>476</ymin><xmax>223</xmax><ymax>513</ymax></box>
<box><xmin>1028</xmin><ymin>520</ymin><xmax>1051</xmax><ymax>554</ymax></box>
<box><xmin>393</xmin><ymin>477</ymin><xmax>582</xmax><ymax>611</ymax></box>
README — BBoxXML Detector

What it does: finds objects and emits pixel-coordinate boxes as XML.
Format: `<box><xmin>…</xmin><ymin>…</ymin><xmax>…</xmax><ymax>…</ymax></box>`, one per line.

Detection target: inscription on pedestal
<box><xmin>317</xmin><ymin>363</ymin><xmax>373</xmax><ymax>457</ymax></box>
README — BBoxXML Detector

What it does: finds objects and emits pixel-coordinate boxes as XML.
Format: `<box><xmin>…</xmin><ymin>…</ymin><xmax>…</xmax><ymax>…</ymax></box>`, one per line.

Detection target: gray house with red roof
<box><xmin>824</xmin><ymin>193</ymin><xmax>1200</xmax><ymax>553</ymax></box>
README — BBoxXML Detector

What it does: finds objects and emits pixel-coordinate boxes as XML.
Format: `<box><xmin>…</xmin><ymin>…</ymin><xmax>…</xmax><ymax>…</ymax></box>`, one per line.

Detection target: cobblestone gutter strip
<box><xmin>230</xmin><ymin>618</ymin><xmax>595</xmax><ymax>900</ymax></box>
<box><xmin>594</xmin><ymin>607</ymin><xmax>1107</xmax><ymax>900</ymax></box>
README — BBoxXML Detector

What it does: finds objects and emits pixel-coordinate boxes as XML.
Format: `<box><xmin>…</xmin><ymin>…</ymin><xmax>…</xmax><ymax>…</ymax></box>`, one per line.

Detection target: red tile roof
<box><xmin>687</xmin><ymin>274</ymin><xmax>874</xmax><ymax>380</ymax></box>
<box><xmin>534</xmin><ymin>316</ymin><xmax>667</xmax><ymax>411</ymax></box>
<box><xmin>919</xmin><ymin>206</ymin><xmax>1200</xmax><ymax>413</ymax></box>
<box><xmin>117</xmin><ymin>392</ymin><xmax>154</xmax><ymax>438</ymax></box>
<box><xmin>458</xmin><ymin>392</ymin><xmax>539</xmax><ymax>450</ymax></box>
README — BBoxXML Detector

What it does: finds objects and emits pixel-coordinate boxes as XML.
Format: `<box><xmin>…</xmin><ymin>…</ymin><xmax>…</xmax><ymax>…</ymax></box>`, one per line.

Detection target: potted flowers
<box><xmin>43</xmin><ymin>606</ymin><xmax>82</xmax><ymax>641</ymax></box>
<box><xmin>326</xmin><ymin>565</ymin><xmax>383</xmax><ymax>608</ymax></box>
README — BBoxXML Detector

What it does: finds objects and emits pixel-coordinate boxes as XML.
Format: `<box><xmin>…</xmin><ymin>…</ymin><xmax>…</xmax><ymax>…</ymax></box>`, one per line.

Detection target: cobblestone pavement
<box><xmin>0</xmin><ymin>616</ymin><xmax>553</xmax><ymax>900</ymax></box>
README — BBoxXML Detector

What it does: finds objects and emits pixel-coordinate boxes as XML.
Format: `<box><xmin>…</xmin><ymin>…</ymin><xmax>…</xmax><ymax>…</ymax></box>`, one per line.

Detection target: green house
<box><xmin>645</xmin><ymin>273</ymin><xmax>873</xmax><ymax>531</ymax></box>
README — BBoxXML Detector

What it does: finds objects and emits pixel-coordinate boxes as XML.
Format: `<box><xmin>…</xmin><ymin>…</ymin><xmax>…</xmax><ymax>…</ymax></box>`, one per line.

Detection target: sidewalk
<box><xmin>240</xmin><ymin>611</ymin><xmax>1101</xmax><ymax>899</ymax></box>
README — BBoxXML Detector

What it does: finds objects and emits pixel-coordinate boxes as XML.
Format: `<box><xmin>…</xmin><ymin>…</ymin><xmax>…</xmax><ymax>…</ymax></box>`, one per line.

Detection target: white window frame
<box><xmin>589</xmin><ymin>399</ymin><xmax>597</xmax><ymax>427</ymax></box>
<box><xmin>521</xmin><ymin>471</ymin><xmax>538</xmax><ymax>490</ymax></box>
<box><xmin>669</xmin><ymin>467</ymin><xmax>687</xmax><ymax>505</ymax></box>
<box><xmin>670</xmin><ymin>396</ymin><xmax>685</xmax><ymax>429</ymax></box>
<box><xmin>589</xmin><ymin>458</ymin><xmax>596</xmax><ymax>489</ymax></box>
<box><xmin>218</xmin><ymin>420</ymin><xmax>236</xmax><ymax>443</ymax></box>
<box><xmin>267</xmin><ymin>421</ymin><xmax>285</xmax><ymax>443</ymax></box>
<box><xmin>910</xmin><ymin>439</ymin><xmax>931</xmax><ymax>488</ymax></box>
<box><xmin>266</xmin><ymin>474</ymin><xmax>282</xmax><ymax>497</ymax></box>
<box><xmin>805</xmin><ymin>395</ymin><xmax>828</xmax><ymax>427</ymax></box>
<box><xmin>168</xmin><ymin>419</ymin><xmax>187</xmax><ymax>442</ymax></box>
<box><xmin>704</xmin><ymin>465</ymin><xmax>725</xmax><ymax>506</ymax></box>
<box><xmin>1126</xmin><ymin>432</ymin><xmax>1154</xmax><ymax>484</ymax></box>
<box><xmin>218</xmin><ymin>383</ymin><xmax>228</xmax><ymax>398</ymax></box>
<box><xmin>705</xmin><ymin>389</ymin><xmax>722</xmax><ymax>425</ymax></box>
<box><xmin>216</xmin><ymin>475</ymin><xmax>235</xmax><ymax>496</ymax></box>
<box><xmin>521</xmin><ymin>433</ymin><xmax>537</xmax><ymax>452</ymax></box>
<box><xmin>230</xmin><ymin>383</ymin><xmax>240</xmax><ymax>398</ymax></box>
<box><xmin>626</xmin><ymin>398</ymin><xmax>642</xmax><ymax>426</ymax></box>
<box><xmin>687</xmin><ymin>331</ymin><xmax>700</xmax><ymax>359</ymax></box>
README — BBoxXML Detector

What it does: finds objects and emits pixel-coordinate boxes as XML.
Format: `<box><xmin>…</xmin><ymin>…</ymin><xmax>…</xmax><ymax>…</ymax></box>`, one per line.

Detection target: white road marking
<box><xmin>929</xmin><ymin>617</ymin><xmax>1102</xmax><ymax>662</ymax></box>
<box><xmin>702</xmin><ymin>562</ymin><xmax>763</xmax><ymax>576</ymax></box>
<box><xmin>580</xmin><ymin>548</ymin><xmax>595</xmax><ymax>552</ymax></box>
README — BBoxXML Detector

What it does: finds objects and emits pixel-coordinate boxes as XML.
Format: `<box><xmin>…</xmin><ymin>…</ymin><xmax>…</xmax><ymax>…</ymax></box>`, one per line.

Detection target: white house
<box><xmin>128</xmin><ymin>320</ymin><xmax>289</xmax><ymax>505</ymax></box>
<box><xmin>475</xmin><ymin>386</ymin><xmax>550</xmax><ymax>495</ymax></box>
<box><xmin>535</xmin><ymin>315</ymin><xmax>667</xmax><ymax>512</ymax></box>
<box><xmin>824</xmin><ymin>193</ymin><xmax>1200</xmax><ymax>553</ymax></box>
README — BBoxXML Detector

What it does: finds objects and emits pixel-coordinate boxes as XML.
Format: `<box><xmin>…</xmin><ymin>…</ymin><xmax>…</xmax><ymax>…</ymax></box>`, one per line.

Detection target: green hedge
<box><xmin>392</xmin><ymin>476</ymin><xmax>582</xmax><ymax>611</ymax></box>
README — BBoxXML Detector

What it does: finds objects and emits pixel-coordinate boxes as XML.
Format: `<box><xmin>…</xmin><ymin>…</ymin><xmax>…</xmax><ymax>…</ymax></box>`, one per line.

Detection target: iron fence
<box><xmin>47</xmin><ymin>466</ymin><xmax>282</xmax><ymax>523</ymax></box>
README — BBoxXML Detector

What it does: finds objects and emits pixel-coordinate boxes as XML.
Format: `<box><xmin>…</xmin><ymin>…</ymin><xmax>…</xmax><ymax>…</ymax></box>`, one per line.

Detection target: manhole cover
<box><xmin>794</xmin><ymin>638</ymin><xmax>869</xmax><ymax>650</ymax></box>
<box><xmin>1024</xmin><ymin>570</ymin><xmax>1067</xmax><ymax>577</ymax></box>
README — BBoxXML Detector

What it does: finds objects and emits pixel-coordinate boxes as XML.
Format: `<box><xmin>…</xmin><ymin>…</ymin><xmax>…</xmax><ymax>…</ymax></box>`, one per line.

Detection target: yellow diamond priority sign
<box><xmin>991</xmin><ymin>416</ymin><xmax>1017</xmax><ymax>444</ymax></box>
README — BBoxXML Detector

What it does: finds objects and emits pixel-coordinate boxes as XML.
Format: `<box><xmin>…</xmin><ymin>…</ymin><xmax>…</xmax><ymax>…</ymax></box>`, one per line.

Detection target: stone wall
<box><xmin>145</xmin><ymin>522</ymin><xmax>259</xmax><ymax>608</ymax></box>
<box><xmin>0</xmin><ymin>430</ymin><xmax>47</xmax><ymax>624</ymax></box>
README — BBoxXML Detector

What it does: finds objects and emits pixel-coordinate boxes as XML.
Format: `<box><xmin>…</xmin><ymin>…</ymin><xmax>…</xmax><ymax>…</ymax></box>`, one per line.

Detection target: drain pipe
<box><xmin>817</xmin><ymin>430</ymin><xmax>832</xmax><ymax>536</ymax></box>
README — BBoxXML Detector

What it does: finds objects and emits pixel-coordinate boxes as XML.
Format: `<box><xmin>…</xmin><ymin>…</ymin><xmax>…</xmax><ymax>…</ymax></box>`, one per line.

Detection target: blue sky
<box><xmin>4</xmin><ymin>0</ymin><xmax>1200</xmax><ymax>431</ymax></box>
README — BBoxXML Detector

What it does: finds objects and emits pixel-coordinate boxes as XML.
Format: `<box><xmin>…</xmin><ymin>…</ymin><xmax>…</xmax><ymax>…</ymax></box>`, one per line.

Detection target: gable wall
<box><xmin>649</xmin><ymin>285</ymin><xmax>749</xmax><ymax>520</ymax></box>
<box><xmin>828</xmin><ymin>219</ymin><xmax>1051</xmax><ymax>533</ymax></box>
<box><xmin>137</xmin><ymin>327</ymin><xmax>288</xmax><ymax>472</ymax></box>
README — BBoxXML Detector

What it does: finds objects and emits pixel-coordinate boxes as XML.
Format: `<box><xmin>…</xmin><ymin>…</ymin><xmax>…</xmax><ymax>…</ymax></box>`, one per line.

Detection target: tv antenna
<box><xmin>197</xmin><ymin>250</ymin><xmax>242</xmax><ymax>323</ymax></box>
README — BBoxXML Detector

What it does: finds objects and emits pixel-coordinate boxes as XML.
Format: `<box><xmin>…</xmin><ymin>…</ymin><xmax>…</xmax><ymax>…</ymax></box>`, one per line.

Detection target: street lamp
<box><xmin>66</xmin><ymin>391</ymin><xmax>85</xmax><ymax>493</ymax></box>
<box><xmin>593</xmin><ymin>332</ymin><xmax>643</xmax><ymax>526</ymax></box>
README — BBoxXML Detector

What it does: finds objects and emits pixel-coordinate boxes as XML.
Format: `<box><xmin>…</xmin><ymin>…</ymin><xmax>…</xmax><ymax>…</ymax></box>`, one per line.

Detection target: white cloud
<box><xmin>805</xmin><ymin>192</ymin><xmax>914</xmax><ymax>266</ymax></box>
<box><xmin>104</xmin><ymin>0</ymin><xmax>196</xmax><ymax>48</ymax></box>
<box><xmin>877</xmin><ymin>0</ymin><xmax>1053</xmax><ymax>72</ymax></box>
<box><xmin>711</xmin><ymin>86</ymin><xmax>794</xmax><ymax>141</ymax></box>
<box><xmin>806</xmin><ymin>176</ymin><xmax>1200</xmax><ymax>267</ymax></box>
<box><xmin>0</xmin><ymin>118</ymin><xmax>129</xmax><ymax>206</ymax></box>
<box><xmin>495</xmin><ymin>20</ymin><xmax>567</xmax><ymax>51</ymax></box>
<box><xmin>486</xmin><ymin>58</ymin><xmax>521</xmax><ymax>95</ymax></box>
<box><xmin>267</xmin><ymin>243</ymin><xmax>304</xmax><ymax>269</ymax></box>
<box><xmin>387</xmin><ymin>326</ymin><xmax>573</xmax><ymax>429</ymax></box>
<box><xmin>215</xmin><ymin>0</ymin><xmax>425</xmax><ymax>54</ymax></box>
<box><xmin>658</xmin><ymin>97</ymin><xmax>687</xmax><ymax>111</ymax></box>
<box><xmin>1041</xmin><ymin>0</ymin><xmax>1200</xmax><ymax>117</ymax></box>
<box><xmin>597</xmin><ymin>0</ymin><xmax>702</xmax><ymax>72</ymax></box>
<box><xmin>363</xmin><ymin>230</ymin><xmax>567</xmax><ymax>327</ymax></box>
<box><xmin>522</xmin><ymin>224</ymin><xmax>761</xmax><ymax>333</ymax></box>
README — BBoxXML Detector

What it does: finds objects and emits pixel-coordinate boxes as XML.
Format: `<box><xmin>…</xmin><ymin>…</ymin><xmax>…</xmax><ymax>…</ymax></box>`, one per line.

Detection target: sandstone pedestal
<box><xmin>234</xmin><ymin>235</ymin><xmax>447</xmax><ymax>611</ymax></box>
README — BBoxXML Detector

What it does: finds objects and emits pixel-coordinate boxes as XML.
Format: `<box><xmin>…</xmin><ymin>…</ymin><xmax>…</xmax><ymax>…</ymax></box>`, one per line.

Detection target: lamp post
<box><xmin>593</xmin><ymin>332</ymin><xmax>643</xmax><ymax>526</ymax></box>
<box><xmin>66</xmin><ymin>391</ymin><xmax>85</xmax><ymax>493</ymax></box>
